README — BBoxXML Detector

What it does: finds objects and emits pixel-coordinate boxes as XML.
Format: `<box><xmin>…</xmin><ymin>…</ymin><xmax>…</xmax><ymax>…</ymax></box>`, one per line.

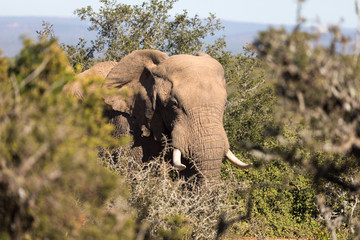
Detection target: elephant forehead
<box><xmin>162</xmin><ymin>55</ymin><xmax>224</xmax><ymax>79</ymax></box>
<box><xmin>171</xmin><ymin>76</ymin><xmax>227</xmax><ymax>108</ymax></box>
<box><xmin>175</xmin><ymin>82</ymin><xmax>227</xmax><ymax>105</ymax></box>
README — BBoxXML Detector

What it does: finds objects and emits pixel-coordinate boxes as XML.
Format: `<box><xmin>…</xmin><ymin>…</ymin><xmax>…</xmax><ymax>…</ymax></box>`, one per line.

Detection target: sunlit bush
<box><xmin>0</xmin><ymin>38</ymin><xmax>135</xmax><ymax>239</ymax></box>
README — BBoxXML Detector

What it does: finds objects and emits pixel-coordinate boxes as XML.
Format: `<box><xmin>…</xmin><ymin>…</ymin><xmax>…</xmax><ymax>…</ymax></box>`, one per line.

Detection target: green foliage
<box><xmin>0</xmin><ymin>38</ymin><xmax>136</xmax><ymax>239</ymax></box>
<box><xmin>252</xmin><ymin>23</ymin><xmax>360</xmax><ymax>238</ymax></box>
<box><xmin>0</xmin><ymin>51</ymin><xmax>9</xmax><ymax>80</ymax></box>
<box><xmin>243</xmin><ymin>162</ymin><xmax>320</xmax><ymax>238</ymax></box>
<box><xmin>67</xmin><ymin>0</ymin><xmax>225</xmax><ymax>67</ymax></box>
<box><xmin>253</xmin><ymin>26</ymin><xmax>360</xmax><ymax>155</ymax></box>
<box><xmin>62</xmin><ymin>38</ymin><xmax>96</xmax><ymax>70</ymax></box>
<box><xmin>222</xmin><ymin>49</ymin><xmax>275</xmax><ymax>153</ymax></box>
<box><xmin>36</xmin><ymin>21</ymin><xmax>56</xmax><ymax>40</ymax></box>
<box><xmin>221</xmin><ymin>126</ymin><xmax>324</xmax><ymax>238</ymax></box>
<box><xmin>220</xmin><ymin>47</ymin><xmax>328</xmax><ymax>238</ymax></box>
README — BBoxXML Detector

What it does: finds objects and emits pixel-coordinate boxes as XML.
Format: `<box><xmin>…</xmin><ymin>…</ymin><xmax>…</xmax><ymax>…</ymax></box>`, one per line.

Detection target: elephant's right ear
<box><xmin>104</xmin><ymin>50</ymin><xmax>168</xmax><ymax>138</ymax></box>
<box><xmin>105</xmin><ymin>50</ymin><xmax>168</xmax><ymax>88</ymax></box>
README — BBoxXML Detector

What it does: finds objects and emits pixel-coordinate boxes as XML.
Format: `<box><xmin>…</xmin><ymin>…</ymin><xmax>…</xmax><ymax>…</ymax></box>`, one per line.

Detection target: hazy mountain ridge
<box><xmin>0</xmin><ymin>17</ymin><xmax>96</xmax><ymax>56</ymax></box>
<box><xmin>0</xmin><ymin>16</ymin><xmax>357</xmax><ymax>57</ymax></box>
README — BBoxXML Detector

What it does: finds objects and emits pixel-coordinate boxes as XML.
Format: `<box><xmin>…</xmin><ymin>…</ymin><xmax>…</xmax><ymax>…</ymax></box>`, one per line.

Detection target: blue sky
<box><xmin>1</xmin><ymin>0</ymin><xmax>359</xmax><ymax>28</ymax></box>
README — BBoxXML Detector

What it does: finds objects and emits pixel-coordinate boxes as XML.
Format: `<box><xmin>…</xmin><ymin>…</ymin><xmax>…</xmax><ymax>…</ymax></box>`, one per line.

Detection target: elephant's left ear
<box><xmin>105</xmin><ymin>50</ymin><xmax>168</xmax><ymax>88</ymax></box>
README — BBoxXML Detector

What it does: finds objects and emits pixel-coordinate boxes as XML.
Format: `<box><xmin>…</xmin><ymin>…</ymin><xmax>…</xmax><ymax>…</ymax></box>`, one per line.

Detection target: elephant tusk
<box><xmin>225</xmin><ymin>150</ymin><xmax>252</xmax><ymax>169</ymax></box>
<box><xmin>173</xmin><ymin>149</ymin><xmax>186</xmax><ymax>171</ymax></box>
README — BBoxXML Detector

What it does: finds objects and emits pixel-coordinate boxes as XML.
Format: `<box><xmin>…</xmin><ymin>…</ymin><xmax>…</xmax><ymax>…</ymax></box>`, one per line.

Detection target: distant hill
<box><xmin>0</xmin><ymin>16</ymin><xmax>357</xmax><ymax>57</ymax></box>
<box><xmin>0</xmin><ymin>17</ymin><xmax>96</xmax><ymax>57</ymax></box>
<box><xmin>0</xmin><ymin>16</ymin><xmax>275</xmax><ymax>56</ymax></box>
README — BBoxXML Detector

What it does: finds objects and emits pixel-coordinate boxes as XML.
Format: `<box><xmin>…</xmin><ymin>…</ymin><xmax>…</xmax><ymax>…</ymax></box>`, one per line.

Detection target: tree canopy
<box><xmin>63</xmin><ymin>0</ymin><xmax>225</xmax><ymax>68</ymax></box>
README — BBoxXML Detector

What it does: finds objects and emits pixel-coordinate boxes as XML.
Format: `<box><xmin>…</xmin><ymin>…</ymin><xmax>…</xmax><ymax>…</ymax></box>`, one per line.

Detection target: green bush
<box><xmin>220</xmin><ymin>48</ymin><xmax>326</xmax><ymax>238</ymax></box>
<box><xmin>0</xmin><ymin>38</ymin><xmax>136</xmax><ymax>239</ymax></box>
<box><xmin>252</xmin><ymin>24</ymin><xmax>360</xmax><ymax>239</ymax></box>
<box><xmin>221</xmin><ymin>126</ymin><xmax>324</xmax><ymax>238</ymax></box>
<box><xmin>222</xmin><ymin>49</ymin><xmax>275</xmax><ymax>154</ymax></box>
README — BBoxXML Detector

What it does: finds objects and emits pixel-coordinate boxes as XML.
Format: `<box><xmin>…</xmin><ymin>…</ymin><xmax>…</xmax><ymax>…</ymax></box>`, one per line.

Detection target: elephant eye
<box><xmin>171</xmin><ymin>98</ymin><xmax>179</xmax><ymax>107</ymax></box>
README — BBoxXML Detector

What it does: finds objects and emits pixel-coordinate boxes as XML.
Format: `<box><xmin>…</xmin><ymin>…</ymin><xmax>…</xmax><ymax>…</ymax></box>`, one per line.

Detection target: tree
<box><xmin>64</xmin><ymin>0</ymin><xmax>225</xmax><ymax>68</ymax></box>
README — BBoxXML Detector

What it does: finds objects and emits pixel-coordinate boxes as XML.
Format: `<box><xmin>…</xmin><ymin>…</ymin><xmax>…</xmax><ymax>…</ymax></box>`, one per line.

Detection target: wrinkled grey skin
<box><xmin>67</xmin><ymin>50</ymin><xmax>248</xmax><ymax>181</ymax></box>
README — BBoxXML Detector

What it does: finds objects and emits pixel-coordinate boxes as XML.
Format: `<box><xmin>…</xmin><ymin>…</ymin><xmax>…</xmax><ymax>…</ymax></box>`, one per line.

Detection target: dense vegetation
<box><xmin>0</xmin><ymin>39</ymin><xmax>135</xmax><ymax>239</ymax></box>
<box><xmin>1</xmin><ymin>0</ymin><xmax>359</xmax><ymax>239</ymax></box>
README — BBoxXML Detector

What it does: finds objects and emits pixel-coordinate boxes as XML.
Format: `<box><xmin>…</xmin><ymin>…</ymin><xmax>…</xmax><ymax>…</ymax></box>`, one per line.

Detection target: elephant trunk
<box><xmin>171</xmin><ymin>105</ymin><xmax>229</xmax><ymax>181</ymax></box>
<box><xmin>188</xmin><ymin>124</ymin><xmax>230</xmax><ymax>180</ymax></box>
<box><xmin>171</xmin><ymin>105</ymin><xmax>252</xmax><ymax>181</ymax></box>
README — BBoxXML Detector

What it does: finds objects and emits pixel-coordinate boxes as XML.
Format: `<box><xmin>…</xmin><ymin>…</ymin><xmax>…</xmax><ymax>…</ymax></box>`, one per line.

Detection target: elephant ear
<box><xmin>104</xmin><ymin>50</ymin><xmax>169</xmax><ymax>140</ymax></box>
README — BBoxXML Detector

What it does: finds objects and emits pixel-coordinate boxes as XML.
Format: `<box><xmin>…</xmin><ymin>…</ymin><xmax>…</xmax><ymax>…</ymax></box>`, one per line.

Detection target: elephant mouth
<box><xmin>171</xmin><ymin>148</ymin><xmax>252</xmax><ymax>171</ymax></box>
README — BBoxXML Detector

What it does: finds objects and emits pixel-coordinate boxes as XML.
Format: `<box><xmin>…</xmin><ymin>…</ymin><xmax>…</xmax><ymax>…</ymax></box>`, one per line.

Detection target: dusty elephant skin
<box><xmin>66</xmin><ymin>50</ymin><xmax>252</xmax><ymax>182</ymax></box>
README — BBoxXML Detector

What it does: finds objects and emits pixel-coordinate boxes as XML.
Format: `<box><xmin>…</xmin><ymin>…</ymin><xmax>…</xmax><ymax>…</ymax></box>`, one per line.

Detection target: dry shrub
<box><xmin>99</xmin><ymin>144</ymin><xmax>249</xmax><ymax>239</ymax></box>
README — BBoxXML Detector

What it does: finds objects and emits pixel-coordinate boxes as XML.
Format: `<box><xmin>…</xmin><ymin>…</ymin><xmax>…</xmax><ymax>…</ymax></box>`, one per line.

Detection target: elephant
<box><xmin>65</xmin><ymin>50</ymin><xmax>251</xmax><ymax>182</ymax></box>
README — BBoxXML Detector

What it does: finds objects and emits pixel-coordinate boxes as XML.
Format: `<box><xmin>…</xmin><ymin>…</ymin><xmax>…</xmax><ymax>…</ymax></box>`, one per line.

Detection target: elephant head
<box><xmin>98</xmin><ymin>49</ymin><xmax>251</xmax><ymax>181</ymax></box>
